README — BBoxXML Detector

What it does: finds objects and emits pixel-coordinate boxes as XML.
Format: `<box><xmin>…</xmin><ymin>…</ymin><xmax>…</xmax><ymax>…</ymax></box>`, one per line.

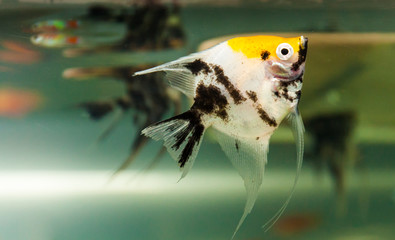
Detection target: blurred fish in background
<box><xmin>0</xmin><ymin>40</ymin><xmax>43</xmax><ymax>117</ymax></box>
<box><xmin>305</xmin><ymin>112</ymin><xmax>361</xmax><ymax>217</ymax></box>
<box><xmin>29</xmin><ymin>4</ymin><xmax>130</xmax><ymax>48</ymax></box>
<box><xmin>27</xmin><ymin>1</ymin><xmax>187</xmax><ymax>52</ymax></box>
<box><xmin>30</xmin><ymin>32</ymin><xmax>126</xmax><ymax>48</ymax></box>
<box><xmin>0</xmin><ymin>88</ymin><xmax>43</xmax><ymax>118</ymax></box>
<box><xmin>63</xmin><ymin>0</ymin><xmax>186</xmax><ymax>56</ymax></box>
<box><xmin>63</xmin><ymin>65</ymin><xmax>181</xmax><ymax>175</ymax></box>
<box><xmin>56</xmin><ymin>0</ymin><xmax>187</xmax><ymax>174</ymax></box>
<box><xmin>0</xmin><ymin>40</ymin><xmax>42</xmax><ymax>65</ymax></box>
<box><xmin>31</xmin><ymin>33</ymin><xmax>82</xmax><ymax>48</ymax></box>
<box><xmin>272</xmin><ymin>212</ymin><xmax>322</xmax><ymax>237</ymax></box>
<box><xmin>31</xmin><ymin>19</ymin><xmax>80</xmax><ymax>33</ymax></box>
<box><xmin>30</xmin><ymin>4</ymin><xmax>128</xmax><ymax>33</ymax></box>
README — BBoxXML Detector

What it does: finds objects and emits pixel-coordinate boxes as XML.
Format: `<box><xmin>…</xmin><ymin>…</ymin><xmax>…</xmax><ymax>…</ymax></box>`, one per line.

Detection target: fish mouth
<box><xmin>270</xmin><ymin>61</ymin><xmax>304</xmax><ymax>82</ymax></box>
<box><xmin>267</xmin><ymin>36</ymin><xmax>307</xmax><ymax>82</ymax></box>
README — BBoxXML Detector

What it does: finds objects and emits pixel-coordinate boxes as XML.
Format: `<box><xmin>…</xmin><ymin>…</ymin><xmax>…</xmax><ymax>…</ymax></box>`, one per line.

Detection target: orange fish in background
<box><xmin>0</xmin><ymin>40</ymin><xmax>42</xmax><ymax>64</ymax></box>
<box><xmin>0</xmin><ymin>88</ymin><xmax>43</xmax><ymax>118</ymax></box>
<box><xmin>2</xmin><ymin>41</ymin><xmax>38</xmax><ymax>55</ymax></box>
<box><xmin>272</xmin><ymin>213</ymin><xmax>321</xmax><ymax>237</ymax></box>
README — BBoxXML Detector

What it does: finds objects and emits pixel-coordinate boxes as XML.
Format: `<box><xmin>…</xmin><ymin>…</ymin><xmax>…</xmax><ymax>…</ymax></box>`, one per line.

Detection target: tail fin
<box><xmin>142</xmin><ymin>111</ymin><xmax>205</xmax><ymax>179</ymax></box>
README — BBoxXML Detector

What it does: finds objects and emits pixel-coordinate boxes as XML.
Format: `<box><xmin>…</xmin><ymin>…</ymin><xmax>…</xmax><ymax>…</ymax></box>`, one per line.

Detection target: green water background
<box><xmin>0</xmin><ymin>1</ymin><xmax>394</xmax><ymax>240</ymax></box>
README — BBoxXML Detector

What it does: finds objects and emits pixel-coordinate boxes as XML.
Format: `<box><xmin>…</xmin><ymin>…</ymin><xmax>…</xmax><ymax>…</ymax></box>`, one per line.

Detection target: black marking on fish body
<box><xmin>176</xmin><ymin>83</ymin><xmax>231</xmax><ymax>167</ymax></box>
<box><xmin>212</xmin><ymin>64</ymin><xmax>246</xmax><ymax>104</ymax></box>
<box><xmin>246</xmin><ymin>90</ymin><xmax>277</xmax><ymax>127</ymax></box>
<box><xmin>256</xmin><ymin>137</ymin><xmax>260</xmax><ymax>140</ymax></box>
<box><xmin>285</xmin><ymin>74</ymin><xmax>303</xmax><ymax>85</ymax></box>
<box><xmin>156</xmin><ymin>83</ymin><xmax>230</xmax><ymax>168</ymax></box>
<box><xmin>274</xmin><ymin>72</ymin><xmax>304</xmax><ymax>102</ymax></box>
<box><xmin>295</xmin><ymin>90</ymin><xmax>302</xmax><ymax>100</ymax></box>
<box><xmin>246</xmin><ymin>90</ymin><xmax>258</xmax><ymax>103</ymax></box>
<box><xmin>281</xmin><ymin>88</ymin><xmax>292</xmax><ymax>102</ymax></box>
<box><xmin>235</xmin><ymin>140</ymin><xmax>239</xmax><ymax>152</ymax></box>
<box><xmin>292</xmin><ymin>42</ymin><xmax>308</xmax><ymax>71</ymax></box>
<box><xmin>279</xmin><ymin>75</ymin><xmax>303</xmax><ymax>89</ymax></box>
<box><xmin>279</xmin><ymin>80</ymin><xmax>296</xmax><ymax>88</ymax></box>
<box><xmin>184</xmin><ymin>60</ymin><xmax>247</xmax><ymax>105</ymax></box>
<box><xmin>281</xmin><ymin>88</ymin><xmax>299</xmax><ymax>102</ymax></box>
<box><xmin>192</xmin><ymin>83</ymin><xmax>229</xmax><ymax>121</ymax></box>
<box><xmin>185</xmin><ymin>59</ymin><xmax>212</xmax><ymax>75</ymax></box>
<box><xmin>256</xmin><ymin>106</ymin><xmax>277</xmax><ymax>127</ymax></box>
<box><xmin>295</xmin><ymin>72</ymin><xmax>304</xmax><ymax>83</ymax></box>
<box><xmin>261</xmin><ymin>51</ymin><xmax>270</xmax><ymax>60</ymax></box>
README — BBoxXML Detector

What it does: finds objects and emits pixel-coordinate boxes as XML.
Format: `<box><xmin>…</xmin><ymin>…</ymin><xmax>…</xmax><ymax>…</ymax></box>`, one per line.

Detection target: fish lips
<box><xmin>267</xmin><ymin>61</ymin><xmax>305</xmax><ymax>82</ymax></box>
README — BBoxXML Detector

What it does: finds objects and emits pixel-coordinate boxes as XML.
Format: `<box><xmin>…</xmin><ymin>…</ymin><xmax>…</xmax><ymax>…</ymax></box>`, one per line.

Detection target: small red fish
<box><xmin>66</xmin><ymin>19</ymin><xmax>80</xmax><ymax>29</ymax></box>
<box><xmin>273</xmin><ymin>213</ymin><xmax>321</xmax><ymax>237</ymax></box>
<box><xmin>0</xmin><ymin>88</ymin><xmax>43</xmax><ymax>118</ymax></box>
<box><xmin>65</xmin><ymin>36</ymin><xmax>80</xmax><ymax>45</ymax></box>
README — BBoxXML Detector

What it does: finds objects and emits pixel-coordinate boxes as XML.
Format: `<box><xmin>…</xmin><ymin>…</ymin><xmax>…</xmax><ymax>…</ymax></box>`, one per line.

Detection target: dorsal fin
<box><xmin>134</xmin><ymin>48</ymin><xmax>214</xmax><ymax>97</ymax></box>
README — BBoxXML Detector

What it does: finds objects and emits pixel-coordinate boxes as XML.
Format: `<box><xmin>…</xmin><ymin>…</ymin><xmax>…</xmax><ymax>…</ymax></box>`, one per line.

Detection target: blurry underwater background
<box><xmin>0</xmin><ymin>0</ymin><xmax>394</xmax><ymax>239</ymax></box>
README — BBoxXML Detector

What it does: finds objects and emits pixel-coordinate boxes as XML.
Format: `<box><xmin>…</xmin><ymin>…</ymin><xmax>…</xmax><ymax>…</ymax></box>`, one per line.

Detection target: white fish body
<box><xmin>135</xmin><ymin>35</ymin><xmax>308</xmax><ymax>238</ymax></box>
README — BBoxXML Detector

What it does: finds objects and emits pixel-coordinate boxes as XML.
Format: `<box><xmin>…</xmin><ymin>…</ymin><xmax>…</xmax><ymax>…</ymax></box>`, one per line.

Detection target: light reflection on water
<box><xmin>0</xmin><ymin>169</ymin><xmax>392</xmax><ymax>198</ymax></box>
<box><xmin>0</xmin><ymin>169</ymin><xmax>393</xmax><ymax>240</ymax></box>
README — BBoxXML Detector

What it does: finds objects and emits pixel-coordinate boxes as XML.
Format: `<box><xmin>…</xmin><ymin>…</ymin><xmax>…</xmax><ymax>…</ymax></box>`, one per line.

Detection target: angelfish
<box><xmin>135</xmin><ymin>35</ymin><xmax>308</xmax><ymax>237</ymax></box>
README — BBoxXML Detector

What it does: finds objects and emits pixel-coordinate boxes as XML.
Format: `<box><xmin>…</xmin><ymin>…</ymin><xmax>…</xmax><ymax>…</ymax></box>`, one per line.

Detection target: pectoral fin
<box><xmin>262</xmin><ymin>108</ymin><xmax>305</xmax><ymax>231</ymax></box>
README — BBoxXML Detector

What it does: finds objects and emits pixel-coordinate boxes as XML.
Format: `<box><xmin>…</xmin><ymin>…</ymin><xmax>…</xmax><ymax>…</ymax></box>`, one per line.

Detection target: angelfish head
<box><xmin>265</xmin><ymin>36</ymin><xmax>308</xmax><ymax>82</ymax></box>
<box><xmin>227</xmin><ymin>35</ymin><xmax>308</xmax><ymax>82</ymax></box>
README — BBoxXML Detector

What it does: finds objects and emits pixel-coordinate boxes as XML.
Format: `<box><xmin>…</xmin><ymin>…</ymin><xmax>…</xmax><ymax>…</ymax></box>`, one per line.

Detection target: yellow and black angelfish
<box><xmin>135</xmin><ymin>35</ymin><xmax>308</xmax><ymax>238</ymax></box>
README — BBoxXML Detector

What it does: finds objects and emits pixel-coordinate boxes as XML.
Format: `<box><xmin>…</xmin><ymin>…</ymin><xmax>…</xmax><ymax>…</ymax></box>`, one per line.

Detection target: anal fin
<box><xmin>213</xmin><ymin>130</ymin><xmax>269</xmax><ymax>239</ymax></box>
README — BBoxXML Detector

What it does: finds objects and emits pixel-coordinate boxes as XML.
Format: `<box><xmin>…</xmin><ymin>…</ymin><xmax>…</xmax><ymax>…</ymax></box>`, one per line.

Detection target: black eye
<box><xmin>281</xmin><ymin>48</ymin><xmax>289</xmax><ymax>55</ymax></box>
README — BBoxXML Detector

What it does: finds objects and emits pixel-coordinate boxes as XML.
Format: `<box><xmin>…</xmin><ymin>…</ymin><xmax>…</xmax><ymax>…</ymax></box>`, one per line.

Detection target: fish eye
<box><xmin>276</xmin><ymin>43</ymin><xmax>294</xmax><ymax>60</ymax></box>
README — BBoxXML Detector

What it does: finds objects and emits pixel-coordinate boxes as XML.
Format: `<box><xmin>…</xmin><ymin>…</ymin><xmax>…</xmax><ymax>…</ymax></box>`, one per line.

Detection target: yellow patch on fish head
<box><xmin>227</xmin><ymin>35</ymin><xmax>303</xmax><ymax>61</ymax></box>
